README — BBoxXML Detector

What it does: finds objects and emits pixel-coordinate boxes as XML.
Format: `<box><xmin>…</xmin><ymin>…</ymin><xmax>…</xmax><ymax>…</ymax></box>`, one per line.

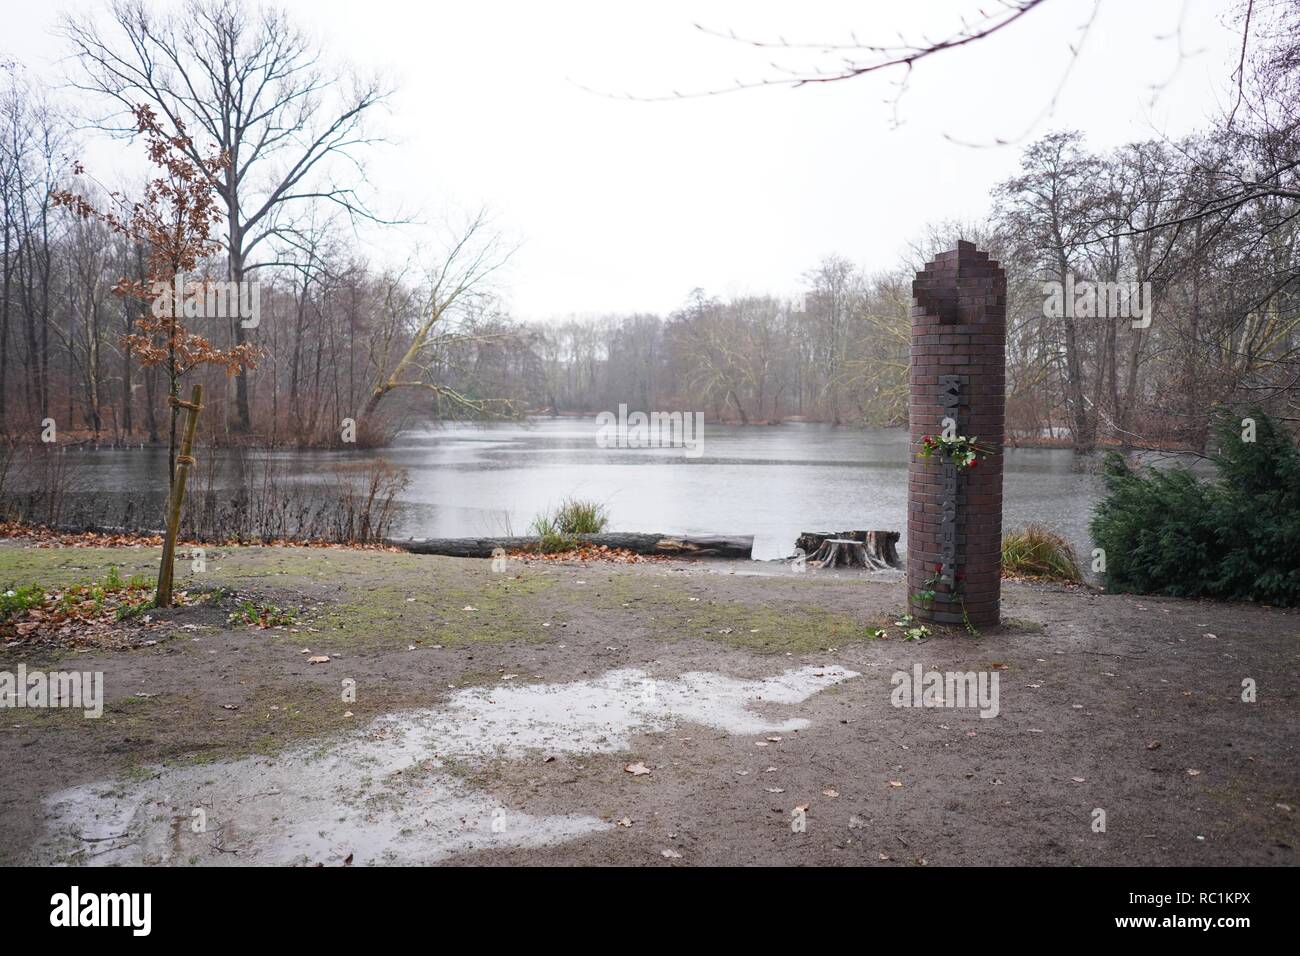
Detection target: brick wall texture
<box><xmin>908</xmin><ymin>241</ymin><xmax>1007</xmax><ymax>628</ymax></box>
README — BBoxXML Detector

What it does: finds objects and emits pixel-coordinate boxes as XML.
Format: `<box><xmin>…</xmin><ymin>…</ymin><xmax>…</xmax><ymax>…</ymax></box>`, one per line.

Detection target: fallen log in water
<box><xmin>395</xmin><ymin>533</ymin><xmax>754</xmax><ymax>560</ymax></box>
<box><xmin>795</xmin><ymin>530</ymin><xmax>901</xmax><ymax>569</ymax></box>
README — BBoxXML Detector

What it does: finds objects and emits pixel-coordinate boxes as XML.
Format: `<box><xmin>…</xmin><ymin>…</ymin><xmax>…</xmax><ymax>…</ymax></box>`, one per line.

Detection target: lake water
<box><xmin>42</xmin><ymin>418</ymin><xmax>1108</xmax><ymax>561</ymax></box>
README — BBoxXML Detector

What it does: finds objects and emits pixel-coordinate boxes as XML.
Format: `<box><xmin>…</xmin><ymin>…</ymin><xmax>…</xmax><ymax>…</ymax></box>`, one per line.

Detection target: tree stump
<box><xmin>809</xmin><ymin>538</ymin><xmax>867</xmax><ymax>569</ymax></box>
<box><xmin>796</xmin><ymin>530</ymin><xmax>900</xmax><ymax>569</ymax></box>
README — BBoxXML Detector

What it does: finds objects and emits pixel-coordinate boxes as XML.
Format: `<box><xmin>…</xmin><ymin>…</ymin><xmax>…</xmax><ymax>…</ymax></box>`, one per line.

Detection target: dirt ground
<box><xmin>0</xmin><ymin>540</ymin><xmax>1296</xmax><ymax>866</ymax></box>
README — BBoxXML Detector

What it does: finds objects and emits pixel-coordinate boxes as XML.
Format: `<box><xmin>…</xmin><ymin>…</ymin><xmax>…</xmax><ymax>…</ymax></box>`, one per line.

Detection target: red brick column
<box><xmin>907</xmin><ymin>241</ymin><xmax>1006</xmax><ymax>628</ymax></box>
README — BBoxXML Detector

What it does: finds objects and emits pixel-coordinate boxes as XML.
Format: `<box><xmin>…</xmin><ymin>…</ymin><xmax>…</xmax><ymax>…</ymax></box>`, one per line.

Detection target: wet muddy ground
<box><xmin>0</xmin><ymin>542</ymin><xmax>1296</xmax><ymax>866</ymax></box>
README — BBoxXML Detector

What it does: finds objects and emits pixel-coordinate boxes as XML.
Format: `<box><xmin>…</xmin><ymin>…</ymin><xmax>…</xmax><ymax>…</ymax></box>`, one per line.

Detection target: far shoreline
<box><xmin>2</xmin><ymin>415</ymin><xmax>1208</xmax><ymax>456</ymax></box>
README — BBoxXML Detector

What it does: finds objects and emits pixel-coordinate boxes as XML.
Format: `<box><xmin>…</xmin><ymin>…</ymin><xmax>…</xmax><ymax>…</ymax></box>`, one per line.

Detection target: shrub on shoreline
<box><xmin>1090</xmin><ymin>409</ymin><xmax>1300</xmax><ymax>606</ymax></box>
<box><xmin>1002</xmin><ymin>525</ymin><xmax>1083</xmax><ymax>582</ymax></box>
<box><xmin>529</xmin><ymin>497</ymin><xmax>610</xmax><ymax>553</ymax></box>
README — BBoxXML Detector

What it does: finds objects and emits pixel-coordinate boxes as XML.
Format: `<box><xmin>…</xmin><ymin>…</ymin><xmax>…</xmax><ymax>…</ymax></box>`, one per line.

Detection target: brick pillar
<box><xmin>907</xmin><ymin>241</ymin><xmax>1006</xmax><ymax>628</ymax></box>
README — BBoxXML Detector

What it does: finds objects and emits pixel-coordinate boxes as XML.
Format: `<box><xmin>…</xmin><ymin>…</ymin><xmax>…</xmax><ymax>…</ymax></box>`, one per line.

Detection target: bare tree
<box><xmin>803</xmin><ymin>256</ymin><xmax>865</xmax><ymax>426</ymax></box>
<box><xmin>995</xmin><ymin>131</ymin><xmax>1102</xmax><ymax>449</ymax></box>
<box><xmin>60</xmin><ymin>0</ymin><xmax>392</xmax><ymax>434</ymax></box>
<box><xmin>0</xmin><ymin>65</ymin><xmax>68</xmax><ymax>435</ymax></box>
<box><xmin>363</xmin><ymin>211</ymin><xmax>517</xmax><ymax>418</ymax></box>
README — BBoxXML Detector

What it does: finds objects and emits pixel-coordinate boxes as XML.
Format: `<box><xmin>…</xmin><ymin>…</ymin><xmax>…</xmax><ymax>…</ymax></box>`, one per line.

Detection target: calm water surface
<box><xmin>54</xmin><ymin>419</ymin><xmax>1107</xmax><ymax>561</ymax></box>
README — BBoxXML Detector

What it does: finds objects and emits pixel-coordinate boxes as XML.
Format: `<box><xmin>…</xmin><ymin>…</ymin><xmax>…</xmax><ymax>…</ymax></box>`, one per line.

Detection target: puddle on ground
<box><xmin>34</xmin><ymin>664</ymin><xmax>857</xmax><ymax>865</ymax></box>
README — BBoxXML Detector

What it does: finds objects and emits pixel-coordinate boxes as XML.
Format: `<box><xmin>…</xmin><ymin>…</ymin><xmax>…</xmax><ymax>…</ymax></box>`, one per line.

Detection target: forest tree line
<box><xmin>1</xmin><ymin>0</ymin><xmax>1296</xmax><ymax>453</ymax></box>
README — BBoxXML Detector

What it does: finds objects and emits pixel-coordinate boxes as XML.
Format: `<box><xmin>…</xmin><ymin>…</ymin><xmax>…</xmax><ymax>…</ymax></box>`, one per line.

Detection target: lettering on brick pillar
<box><xmin>938</xmin><ymin>375</ymin><xmax>961</xmax><ymax>588</ymax></box>
<box><xmin>907</xmin><ymin>241</ymin><xmax>1006</xmax><ymax>629</ymax></box>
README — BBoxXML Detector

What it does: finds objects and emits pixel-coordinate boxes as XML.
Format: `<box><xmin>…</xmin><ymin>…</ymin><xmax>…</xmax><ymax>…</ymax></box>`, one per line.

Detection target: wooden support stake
<box><xmin>156</xmin><ymin>384</ymin><xmax>202</xmax><ymax>608</ymax></box>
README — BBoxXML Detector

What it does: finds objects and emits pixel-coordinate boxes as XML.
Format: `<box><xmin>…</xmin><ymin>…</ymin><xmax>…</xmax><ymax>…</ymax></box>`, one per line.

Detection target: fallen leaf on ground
<box><xmin>307</xmin><ymin>655</ymin><xmax>330</xmax><ymax>664</ymax></box>
<box><xmin>822</xmin><ymin>789</ymin><xmax>839</xmax><ymax>798</ymax></box>
<box><xmin>624</xmin><ymin>762</ymin><xmax>651</xmax><ymax>776</ymax></box>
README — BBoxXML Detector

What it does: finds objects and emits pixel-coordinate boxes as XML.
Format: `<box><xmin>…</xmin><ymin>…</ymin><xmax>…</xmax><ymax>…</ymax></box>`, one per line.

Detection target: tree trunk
<box><xmin>227</xmin><ymin>236</ymin><xmax>253</xmax><ymax>434</ymax></box>
<box><xmin>397</xmin><ymin>533</ymin><xmax>754</xmax><ymax>560</ymax></box>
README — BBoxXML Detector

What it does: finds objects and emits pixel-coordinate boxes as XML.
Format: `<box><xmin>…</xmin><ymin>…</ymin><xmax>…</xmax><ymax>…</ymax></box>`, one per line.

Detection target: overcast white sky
<box><xmin>4</xmin><ymin>0</ymin><xmax>1243</xmax><ymax>320</ymax></box>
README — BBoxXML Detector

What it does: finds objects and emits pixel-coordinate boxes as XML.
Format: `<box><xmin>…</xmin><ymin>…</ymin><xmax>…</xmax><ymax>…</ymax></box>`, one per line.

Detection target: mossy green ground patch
<box><xmin>1</xmin><ymin>543</ymin><xmax>885</xmax><ymax>653</ymax></box>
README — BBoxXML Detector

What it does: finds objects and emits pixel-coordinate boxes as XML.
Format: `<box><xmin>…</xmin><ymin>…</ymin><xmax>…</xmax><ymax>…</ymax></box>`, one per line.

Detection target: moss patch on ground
<box><xmin>0</xmin><ymin>546</ymin><xmax>161</xmax><ymax>590</ymax></box>
<box><xmin>317</xmin><ymin>572</ymin><xmax>561</xmax><ymax>648</ymax></box>
<box><xmin>0</xmin><ymin>543</ymin><xmax>573</xmax><ymax>653</ymax></box>
<box><xmin>0</xmin><ymin>542</ymin><xmax>973</xmax><ymax>660</ymax></box>
<box><xmin>583</xmin><ymin>571</ymin><xmax>878</xmax><ymax>653</ymax></box>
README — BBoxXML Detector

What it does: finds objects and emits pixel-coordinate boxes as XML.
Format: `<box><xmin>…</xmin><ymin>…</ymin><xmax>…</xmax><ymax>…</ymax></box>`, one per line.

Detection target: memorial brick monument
<box><xmin>907</xmin><ymin>241</ymin><xmax>1006</xmax><ymax>628</ymax></box>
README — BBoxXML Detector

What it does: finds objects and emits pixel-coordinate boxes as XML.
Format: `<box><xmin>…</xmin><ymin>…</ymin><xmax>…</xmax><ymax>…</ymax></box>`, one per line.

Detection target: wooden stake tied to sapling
<box><xmin>156</xmin><ymin>384</ymin><xmax>202</xmax><ymax>608</ymax></box>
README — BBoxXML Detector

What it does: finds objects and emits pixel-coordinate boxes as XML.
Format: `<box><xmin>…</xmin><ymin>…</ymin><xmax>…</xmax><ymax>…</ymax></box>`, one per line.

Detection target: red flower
<box><xmin>968</xmin><ymin>459</ymin><xmax>979</xmax><ymax>469</ymax></box>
